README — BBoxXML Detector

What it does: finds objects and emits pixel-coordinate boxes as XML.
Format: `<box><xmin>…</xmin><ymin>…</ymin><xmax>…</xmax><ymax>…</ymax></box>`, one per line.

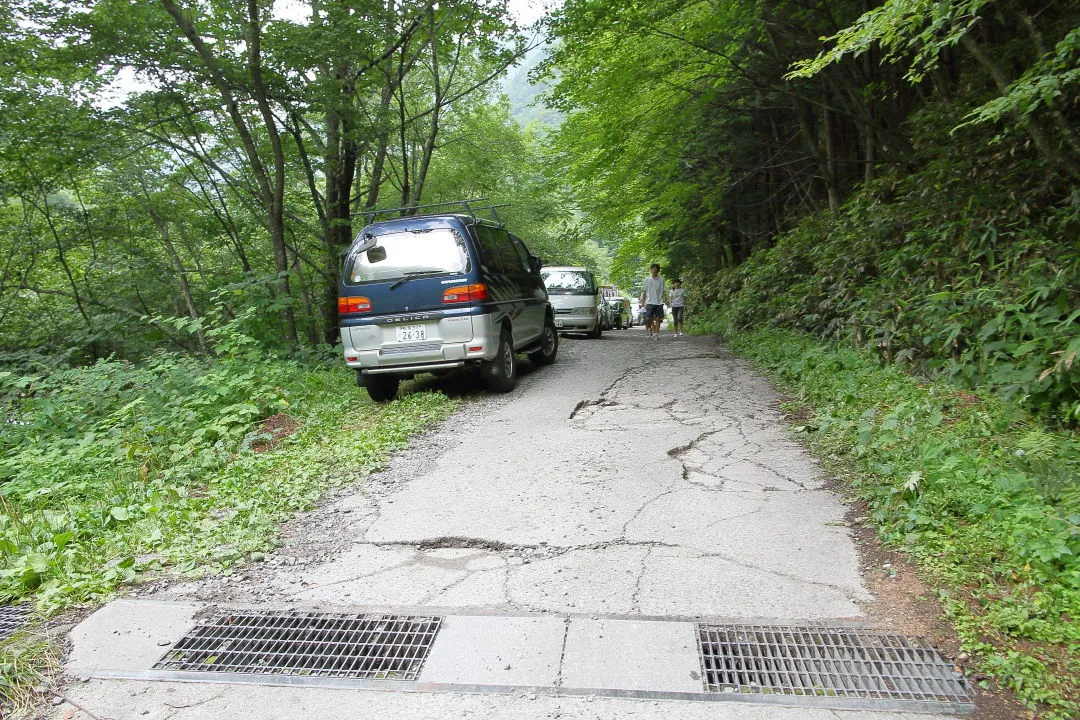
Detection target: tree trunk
<box><xmin>161</xmin><ymin>0</ymin><xmax>298</xmax><ymax>346</ymax></box>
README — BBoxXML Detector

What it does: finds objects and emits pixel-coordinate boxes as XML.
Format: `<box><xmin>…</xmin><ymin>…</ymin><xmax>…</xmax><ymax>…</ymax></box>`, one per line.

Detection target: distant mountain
<box><xmin>504</xmin><ymin>43</ymin><xmax>563</xmax><ymax>129</ymax></box>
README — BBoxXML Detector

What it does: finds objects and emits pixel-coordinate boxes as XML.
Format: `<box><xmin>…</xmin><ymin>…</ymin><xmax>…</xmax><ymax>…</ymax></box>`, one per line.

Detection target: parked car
<box><xmin>627</xmin><ymin>299</ymin><xmax>639</xmax><ymax>327</ymax></box>
<box><xmin>540</xmin><ymin>266</ymin><xmax>603</xmax><ymax>338</ymax></box>
<box><xmin>606</xmin><ymin>297</ymin><xmax>631</xmax><ymax>328</ymax></box>
<box><xmin>338</xmin><ymin>207</ymin><xmax>558</xmax><ymax>402</ymax></box>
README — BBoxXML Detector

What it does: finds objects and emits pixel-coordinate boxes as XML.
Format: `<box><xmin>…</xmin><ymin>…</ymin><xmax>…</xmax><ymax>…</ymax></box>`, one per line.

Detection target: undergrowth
<box><xmin>0</xmin><ymin>318</ymin><xmax>457</xmax><ymax>716</ymax></box>
<box><xmin>686</xmin><ymin>107</ymin><xmax>1080</xmax><ymax>428</ymax></box>
<box><xmin>693</xmin><ymin>319</ymin><xmax>1078</xmax><ymax>717</ymax></box>
<box><xmin>0</xmin><ymin>325</ymin><xmax>457</xmax><ymax>611</ymax></box>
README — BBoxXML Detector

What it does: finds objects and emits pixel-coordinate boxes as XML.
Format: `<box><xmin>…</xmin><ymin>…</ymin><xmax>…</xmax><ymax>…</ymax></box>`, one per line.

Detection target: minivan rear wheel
<box><xmin>529</xmin><ymin>318</ymin><xmax>559</xmax><ymax>366</ymax></box>
<box><xmin>365</xmin><ymin>375</ymin><xmax>400</xmax><ymax>403</ymax></box>
<box><xmin>485</xmin><ymin>328</ymin><xmax>517</xmax><ymax>393</ymax></box>
<box><xmin>589</xmin><ymin>319</ymin><xmax>602</xmax><ymax>339</ymax></box>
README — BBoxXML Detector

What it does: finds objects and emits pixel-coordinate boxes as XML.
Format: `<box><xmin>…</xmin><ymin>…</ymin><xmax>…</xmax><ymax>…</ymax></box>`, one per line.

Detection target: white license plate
<box><xmin>395</xmin><ymin>324</ymin><xmax>427</xmax><ymax>342</ymax></box>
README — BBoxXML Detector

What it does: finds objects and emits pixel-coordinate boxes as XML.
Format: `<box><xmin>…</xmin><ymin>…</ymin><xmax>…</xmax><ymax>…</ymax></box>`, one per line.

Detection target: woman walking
<box><xmin>670</xmin><ymin>278</ymin><xmax>685</xmax><ymax>337</ymax></box>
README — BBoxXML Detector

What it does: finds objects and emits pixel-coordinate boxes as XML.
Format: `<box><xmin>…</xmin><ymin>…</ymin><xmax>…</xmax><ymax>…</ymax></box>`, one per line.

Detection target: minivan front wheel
<box><xmin>485</xmin><ymin>328</ymin><xmax>517</xmax><ymax>393</ymax></box>
<box><xmin>365</xmin><ymin>374</ymin><xmax>400</xmax><ymax>403</ymax></box>
<box><xmin>529</xmin><ymin>319</ymin><xmax>559</xmax><ymax>366</ymax></box>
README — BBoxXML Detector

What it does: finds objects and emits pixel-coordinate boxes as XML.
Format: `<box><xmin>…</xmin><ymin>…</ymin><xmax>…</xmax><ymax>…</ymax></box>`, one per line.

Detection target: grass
<box><xmin>0</xmin><ymin>626</ymin><xmax>61</xmax><ymax>717</ymax></box>
<box><xmin>0</xmin><ymin>346</ymin><xmax>458</xmax><ymax>716</ymax></box>
<box><xmin>690</xmin><ymin>320</ymin><xmax>1079</xmax><ymax>717</ymax></box>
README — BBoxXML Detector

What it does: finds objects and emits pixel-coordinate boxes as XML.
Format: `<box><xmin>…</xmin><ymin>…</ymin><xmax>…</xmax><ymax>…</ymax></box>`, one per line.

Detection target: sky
<box><xmin>272</xmin><ymin>0</ymin><xmax>558</xmax><ymax>25</ymax></box>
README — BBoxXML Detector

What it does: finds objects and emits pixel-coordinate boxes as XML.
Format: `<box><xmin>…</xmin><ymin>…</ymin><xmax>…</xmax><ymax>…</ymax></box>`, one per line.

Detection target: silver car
<box><xmin>541</xmin><ymin>266</ymin><xmax>603</xmax><ymax>338</ymax></box>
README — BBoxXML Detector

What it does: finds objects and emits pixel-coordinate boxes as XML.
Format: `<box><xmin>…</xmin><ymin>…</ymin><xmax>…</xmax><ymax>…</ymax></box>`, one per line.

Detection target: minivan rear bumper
<box><xmin>553</xmin><ymin>313</ymin><xmax>598</xmax><ymax>331</ymax></box>
<box><xmin>340</xmin><ymin>312</ymin><xmax>499</xmax><ymax>374</ymax></box>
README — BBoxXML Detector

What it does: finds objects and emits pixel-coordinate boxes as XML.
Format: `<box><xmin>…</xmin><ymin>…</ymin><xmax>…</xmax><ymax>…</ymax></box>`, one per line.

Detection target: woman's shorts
<box><xmin>671</xmin><ymin>307</ymin><xmax>684</xmax><ymax>323</ymax></box>
<box><xmin>646</xmin><ymin>304</ymin><xmax>665</xmax><ymax>320</ymax></box>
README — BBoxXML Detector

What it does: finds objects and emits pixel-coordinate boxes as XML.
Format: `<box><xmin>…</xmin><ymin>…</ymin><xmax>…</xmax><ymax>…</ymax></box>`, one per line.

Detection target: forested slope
<box><xmin>543</xmin><ymin>0</ymin><xmax>1079</xmax><ymax>715</ymax></box>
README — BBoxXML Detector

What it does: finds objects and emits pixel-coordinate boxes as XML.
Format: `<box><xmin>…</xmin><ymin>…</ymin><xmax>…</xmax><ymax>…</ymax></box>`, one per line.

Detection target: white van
<box><xmin>540</xmin><ymin>266</ymin><xmax>603</xmax><ymax>338</ymax></box>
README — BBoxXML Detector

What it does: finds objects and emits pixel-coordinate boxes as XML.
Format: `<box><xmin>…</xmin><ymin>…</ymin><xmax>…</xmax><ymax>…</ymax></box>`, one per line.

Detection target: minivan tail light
<box><xmin>443</xmin><ymin>284</ymin><xmax>488</xmax><ymax>304</ymax></box>
<box><xmin>338</xmin><ymin>296</ymin><xmax>372</xmax><ymax>313</ymax></box>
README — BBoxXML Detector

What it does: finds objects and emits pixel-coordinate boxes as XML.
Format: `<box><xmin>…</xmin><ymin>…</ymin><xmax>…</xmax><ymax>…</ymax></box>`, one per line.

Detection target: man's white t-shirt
<box><xmin>643</xmin><ymin>275</ymin><xmax>665</xmax><ymax>305</ymax></box>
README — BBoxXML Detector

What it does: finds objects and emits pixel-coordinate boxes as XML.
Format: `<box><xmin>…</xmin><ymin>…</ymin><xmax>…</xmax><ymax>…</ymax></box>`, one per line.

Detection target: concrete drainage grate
<box><xmin>697</xmin><ymin>624</ymin><xmax>973</xmax><ymax>712</ymax></box>
<box><xmin>155</xmin><ymin>610</ymin><xmax>442</xmax><ymax>680</ymax></box>
<box><xmin>0</xmin><ymin>604</ymin><xmax>33</xmax><ymax>641</ymax></box>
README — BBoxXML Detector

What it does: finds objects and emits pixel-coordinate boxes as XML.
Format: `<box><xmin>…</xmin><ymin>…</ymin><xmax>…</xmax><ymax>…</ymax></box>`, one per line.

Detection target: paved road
<box><xmin>56</xmin><ymin>327</ymin><xmax>962</xmax><ymax>719</ymax></box>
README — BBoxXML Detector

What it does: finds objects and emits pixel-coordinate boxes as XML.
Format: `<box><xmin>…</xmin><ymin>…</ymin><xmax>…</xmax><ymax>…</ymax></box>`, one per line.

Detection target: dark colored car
<box><xmin>338</xmin><ymin>210</ymin><xmax>558</xmax><ymax>402</ymax></box>
<box><xmin>606</xmin><ymin>297</ymin><xmax>631</xmax><ymax>328</ymax></box>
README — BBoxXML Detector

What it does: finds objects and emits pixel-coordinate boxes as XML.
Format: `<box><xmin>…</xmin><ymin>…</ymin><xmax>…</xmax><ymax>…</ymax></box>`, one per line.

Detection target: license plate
<box><xmin>395</xmin><ymin>324</ymin><xmax>427</xmax><ymax>342</ymax></box>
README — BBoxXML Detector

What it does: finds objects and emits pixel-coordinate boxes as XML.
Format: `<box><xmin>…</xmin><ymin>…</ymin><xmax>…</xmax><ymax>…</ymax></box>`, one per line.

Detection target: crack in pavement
<box><xmin>152</xmin><ymin>333</ymin><xmax>868</xmax><ymax>620</ymax></box>
<box><xmin>631</xmin><ymin>545</ymin><xmax>654</xmax><ymax>613</ymax></box>
<box><xmin>554</xmin><ymin>617</ymin><xmax>571</xmax><ymax>688</ymax></box>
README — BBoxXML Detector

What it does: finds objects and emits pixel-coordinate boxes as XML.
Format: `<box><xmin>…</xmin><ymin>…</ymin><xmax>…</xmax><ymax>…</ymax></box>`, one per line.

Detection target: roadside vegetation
<box><xmin>0</xmin><ymin>316</ymin><xmax>455</xmax><ymax>714</ymax></box>
<box><xmin>0</xmin><ymin>320</ymin><xmax>456</xmax><ymax>611</ymax></box>
<box><xmin>691</xmin><ymin>321</ymin><xmax>1078</xmax><ymax>717</ymax></box>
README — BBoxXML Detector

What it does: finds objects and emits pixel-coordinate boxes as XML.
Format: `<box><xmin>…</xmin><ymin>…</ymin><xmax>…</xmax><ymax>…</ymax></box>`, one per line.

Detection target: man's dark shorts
<box><xmin>671</xmin><ymin>307</ymin><xmax>684</xmax><ymax>323</ymax></box>
<box><xmin>646</xmin><ymin>304</ymin><xmax>665</xmax><ymax>321</ymax></box>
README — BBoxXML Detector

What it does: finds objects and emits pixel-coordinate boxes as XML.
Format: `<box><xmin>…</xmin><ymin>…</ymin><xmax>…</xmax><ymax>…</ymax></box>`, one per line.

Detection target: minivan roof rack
<box><xmin>353</xmin><ymin>198</ymin><xmax>510</xmax><ymax>226</ymax></box>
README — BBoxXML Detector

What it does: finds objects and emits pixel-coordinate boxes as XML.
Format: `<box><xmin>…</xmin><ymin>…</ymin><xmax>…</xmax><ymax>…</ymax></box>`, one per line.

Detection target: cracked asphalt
<box><xmin>150</xmin><ymin>326</ymin><xmax>867</xmax><ymax>620</ymax></box>
<box><xmin>54</xmin><ymin>327</ymin><xmax>960</xmax><ymax>719</ymax></box>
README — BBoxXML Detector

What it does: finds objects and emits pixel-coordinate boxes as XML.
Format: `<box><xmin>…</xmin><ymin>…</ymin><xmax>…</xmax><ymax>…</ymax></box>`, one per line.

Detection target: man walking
<box><xmin>640</xmin><ymin>263</ymin><xmax>667</xmax><ymax>339</ymax></box>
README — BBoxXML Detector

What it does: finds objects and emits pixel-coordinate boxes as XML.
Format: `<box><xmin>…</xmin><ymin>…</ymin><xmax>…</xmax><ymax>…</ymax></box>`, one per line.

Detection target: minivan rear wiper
<box><xmin>389</xmin><ymin>269</ymin><xmax>445</xmax><ymax>290</ymax></box>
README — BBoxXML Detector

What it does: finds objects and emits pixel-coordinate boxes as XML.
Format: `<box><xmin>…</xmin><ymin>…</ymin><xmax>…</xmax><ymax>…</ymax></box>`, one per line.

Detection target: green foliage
<box><xmin>0</xmin><ymin>322</ymin><xmax>456</xmax><ymax>610</ymax></box>
<box><xmin>694</xmin><ymin>130</ymin><xmax>1080</xmax><ymax>426</ymax></box>
<box><xmin>699</xmin><ymin>324</ymin><xmax>1079</xmax><ymax>715</ymax></box>
<box><xmin>958</xmin><ymin>25</ymin><xmax>1080</xmax><ymax>129</ymax></box>
<box><xmin>790</xmin><ymin>0</ymin><xmax>1080</xmax><ymax>144</ymax></box>
<box><xmin>788</xmin><ymin>0</ymin><xmax>994</xmax><ymax>82</ymax></box>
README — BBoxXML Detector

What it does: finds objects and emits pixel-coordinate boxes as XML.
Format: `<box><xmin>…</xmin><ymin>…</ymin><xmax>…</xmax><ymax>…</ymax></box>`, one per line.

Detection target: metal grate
<box><xmin>697</xmin><ymin>625</ymin><xmax>972</xmax><ymax>706</ymax></box>
<box><xmin>0</xmin><ymin>604</ymin><xmax>33</xmax><ymax>641</ymax></box>
<box><xmin>155</xmin><ymin>611</ymin><xmax>441</xmax><ymax>680</ymax></box>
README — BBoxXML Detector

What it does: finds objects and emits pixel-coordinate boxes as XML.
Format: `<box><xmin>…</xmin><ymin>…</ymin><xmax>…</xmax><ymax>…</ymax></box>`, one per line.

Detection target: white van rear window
<box><xmin>542</xmin><ymin>270</ymin><xmax>595</xmax><ymax>295</ymax></box>
<box><xmin>345</xmin><ymin>228</ymin><xmax>471</xmax><ymax>284</ymax></box>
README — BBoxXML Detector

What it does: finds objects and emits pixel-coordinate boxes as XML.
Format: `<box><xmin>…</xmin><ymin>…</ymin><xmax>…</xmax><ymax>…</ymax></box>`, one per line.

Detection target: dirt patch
<box><xmin>250</xmin><ymin>413</ymin><xmax>299</xmax><ymax>453</ymax></box>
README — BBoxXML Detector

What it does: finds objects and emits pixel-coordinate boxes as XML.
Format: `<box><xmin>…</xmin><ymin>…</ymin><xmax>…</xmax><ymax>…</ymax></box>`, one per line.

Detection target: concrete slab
<box><xmin>561</xmin><ymin>618</ymin><xmax>701</xmax><ymax>693</ymax></box>
<box><xmin>421</xmin><ymin>615</ymin><xmax>565</xmax><ymax>686</ymax></box>
<box><xmin>637</xmin><ymin>547</ymin><xmax>864</xmax><ymax>619</ymax></box>
<box><xmin>67</xmin><ymin>599</ymin><xmax>198</xmax><ymax>674</ymax></box>
<box><xmin>48</xmin><ymin>678</ymin><xmax>963</xmax><ymax>720</ymax></box>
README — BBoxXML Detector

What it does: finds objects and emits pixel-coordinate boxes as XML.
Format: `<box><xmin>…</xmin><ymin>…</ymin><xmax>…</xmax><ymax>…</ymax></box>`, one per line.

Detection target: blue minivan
<box><xmin>338</xmin><ymin>208</ymin><xmax>558</xmax><ymax>402</ymax></box>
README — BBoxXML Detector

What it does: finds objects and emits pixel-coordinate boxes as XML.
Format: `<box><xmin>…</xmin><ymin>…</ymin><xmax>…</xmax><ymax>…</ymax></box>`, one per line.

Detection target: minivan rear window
<box><xmin>542</xmin><ymin>270</ymin><xmax>595</xmax><ymax>295</ymax></box>
<box><xmin>344</xmin><ymin>228</ymin><xmax>471</xmax><ymax>284</ymax></box>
